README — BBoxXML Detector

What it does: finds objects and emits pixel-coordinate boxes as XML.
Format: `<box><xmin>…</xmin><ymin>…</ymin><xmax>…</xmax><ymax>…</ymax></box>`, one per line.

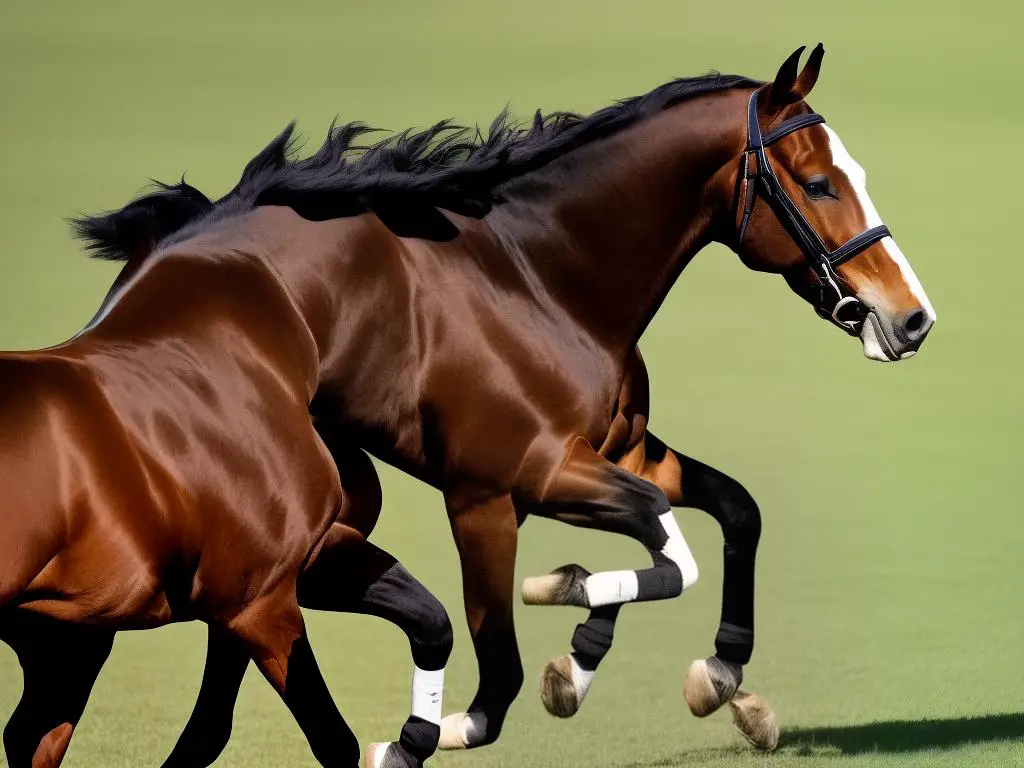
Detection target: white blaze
<box><xmin>821</xmin><ymin>125</ymin><xmax>936</xmax><ymax>323</ymax></box>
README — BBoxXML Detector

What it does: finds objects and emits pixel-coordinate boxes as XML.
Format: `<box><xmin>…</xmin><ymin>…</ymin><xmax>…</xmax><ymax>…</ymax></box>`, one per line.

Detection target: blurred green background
<box><xmin>1</xmin><ymin>1</ymin><xmax>1021</xmax><ymax>766</ymax></box>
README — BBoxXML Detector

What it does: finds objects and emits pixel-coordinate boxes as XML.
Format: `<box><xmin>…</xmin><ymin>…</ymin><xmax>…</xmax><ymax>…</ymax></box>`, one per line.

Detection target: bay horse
<box><xmin>0</xmin><ymin>187</ymin><xmax>454</xmax><ymax>766</ymax></box>
<box><xmin>60</xmin><ymin>42</ymin><xmax>933</xmax><ymax>761</ymax></box>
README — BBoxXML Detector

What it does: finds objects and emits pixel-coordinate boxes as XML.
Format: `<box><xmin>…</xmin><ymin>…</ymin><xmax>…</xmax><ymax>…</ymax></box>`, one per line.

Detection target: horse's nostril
<box><xmin>900</xmin><ymin>309</ymin><xmax>928</xmax><ymax>342</ymax></box>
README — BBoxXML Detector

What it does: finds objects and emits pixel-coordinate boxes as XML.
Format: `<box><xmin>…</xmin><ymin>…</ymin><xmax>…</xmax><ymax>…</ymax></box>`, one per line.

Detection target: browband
<box><xmin>763</xmin><ymin>113</ymin><xmax>826</xmax><ymax>147</ymax></box>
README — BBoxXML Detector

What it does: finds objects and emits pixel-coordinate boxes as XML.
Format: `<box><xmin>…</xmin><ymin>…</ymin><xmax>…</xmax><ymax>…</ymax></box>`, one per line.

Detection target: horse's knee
<box><xmin>410</xmin><ymin>598</ymin><xmax>453</xmax><ymax>672</ymax></box>
<box><xmin>721</xmin><ymin>481</ymin><xmax>761</xmax><ymax>547</ymax></box>
<box><xmin>230</xmin><ymin>601</ymin><xmax>305</xmax><ymax>692</ymax></box>
<box><xmin>700</xmin><ymin>468</ymin><xmax>760</xmax><ymax>548</ymax></box>
<box><xmin>387</xmin><ymin>565</ymin><xmax>452</xmax><ymax>671</ymax></box>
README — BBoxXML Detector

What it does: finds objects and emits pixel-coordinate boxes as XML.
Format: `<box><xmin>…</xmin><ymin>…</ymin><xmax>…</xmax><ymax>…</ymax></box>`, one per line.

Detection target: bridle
<box><xmin>736</xmin><ymin>88</ymin><xmax>890</xmax><ymax>334</ymax></box>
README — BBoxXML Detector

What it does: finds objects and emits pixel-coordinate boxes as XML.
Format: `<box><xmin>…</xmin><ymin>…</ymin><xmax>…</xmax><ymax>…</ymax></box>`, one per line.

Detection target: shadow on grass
<box><xmin>620</xmin><ymin>713</ymin><xmax>1024</xmax><ymax>766</ymax></box>
<box><xmin>784</xmin><ymin>713</ymin><xmax>1024</xmax><ymax>755</ymax></box>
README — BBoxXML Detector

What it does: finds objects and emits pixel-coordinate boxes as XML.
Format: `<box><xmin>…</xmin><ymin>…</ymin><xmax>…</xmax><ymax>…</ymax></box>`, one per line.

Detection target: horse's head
<box><xmin>726</xmin><ymin>44</ymin><xmax>934</xmax><ymax>361</ymax></box>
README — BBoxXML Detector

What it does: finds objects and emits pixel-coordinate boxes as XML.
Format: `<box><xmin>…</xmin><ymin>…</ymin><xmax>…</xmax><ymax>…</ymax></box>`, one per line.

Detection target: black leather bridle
<box><xmin>736</xmin><ymin>88</ymin><xmax>891</xmax><ymax>334</ymax></box>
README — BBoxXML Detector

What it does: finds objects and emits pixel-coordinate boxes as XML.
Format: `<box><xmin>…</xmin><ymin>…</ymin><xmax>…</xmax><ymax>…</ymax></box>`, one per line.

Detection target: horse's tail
<box><xmin>69</xmin><ymin>180</ymin><xmax>214</xmax><ymax>262</ymax></box>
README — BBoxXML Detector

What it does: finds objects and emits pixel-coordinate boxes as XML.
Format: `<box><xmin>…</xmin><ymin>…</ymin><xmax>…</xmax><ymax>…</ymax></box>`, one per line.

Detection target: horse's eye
<box><xmin>803</xmin><ymin>174</ymin><xmax>837</xmax><ymax>200</ymax></box>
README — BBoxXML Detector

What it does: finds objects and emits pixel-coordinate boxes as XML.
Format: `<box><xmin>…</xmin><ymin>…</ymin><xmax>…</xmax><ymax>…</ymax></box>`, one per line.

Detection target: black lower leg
<box><xmin>300</xmin><ymin>542</ymin><xmax>451</xmax><ymax>764</ymax></box>
<box><xmin>569</xmin><ymin>604</ymin><xmax>622</xmax><ymax>672</ymax></box>
<box><xmin>380</xmin><ymin>716</ymin><xmax>441</xmax><ymax>766</ymax></box>
<box><xmin>466</xmin><ymin>621</ymin><xmax>523</xmax><ymax>741</ymax></box>
<box><xmin>279</xmin><ymin>634</ymin><xmax>360</xmax><ymax>767</ymax></box>
<box><xmin>676</xmin><ymin>453</ymin><xmax>761</xmax><ymax>665</ymax></box>
<box><xmin>299</xmin><ymin>541</ymin><xmax>453</xmax><ymax>672</ymax></box>
<box><xmin>715</xmin><ymin>544</ymin><xmax>756</xmax><ymax>664</ymax></box>
<box><xmin>163</xmin><ymin>624</ymin><xmax>249</xmax><ymax>768</ymax></box>
<box><xmin>359</xmin><ymin>561</ymin><xmax>453</xmax><ymax>673</ymax></box>
<box><xmin>1</xmin><ymin>615</ymin><xmax>113</xmax><ymax>768</ymax></box>
<box><xmin>362</xmin><ymin>560</ymin><xmax>451</xmax><ymax>763</ymax></box>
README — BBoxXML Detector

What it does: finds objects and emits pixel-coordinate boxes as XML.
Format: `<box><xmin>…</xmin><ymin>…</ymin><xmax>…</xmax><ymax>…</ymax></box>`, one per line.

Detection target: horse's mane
<box><xmin>72</xmin><ymin>72</ymin><xmax>761</xmax><ymax>261</ymax></box>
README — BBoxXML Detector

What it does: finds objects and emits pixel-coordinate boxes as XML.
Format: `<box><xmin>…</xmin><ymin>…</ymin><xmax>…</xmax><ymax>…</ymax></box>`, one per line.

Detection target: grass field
<box><xmin>1</xmin><ymin>1</ymin><xmax>1022</xmax><ymax>766</ymax></box>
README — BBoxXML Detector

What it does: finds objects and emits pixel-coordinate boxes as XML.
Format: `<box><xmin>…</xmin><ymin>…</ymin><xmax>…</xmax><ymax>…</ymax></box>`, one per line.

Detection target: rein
<box><xmin>736</xmin><ymin>89</ymin><xmax>890</xmax><ymax>334</ymax></box>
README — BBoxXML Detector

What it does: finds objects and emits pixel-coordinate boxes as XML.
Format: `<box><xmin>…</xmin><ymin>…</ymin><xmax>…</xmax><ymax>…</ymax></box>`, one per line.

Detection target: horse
<box><xmin>0</xmin><ymin>191</ymin><xmax>455</xmax><ymax>766</ymax></box>
<box><xmin>63</xmin><ymin>41</ymin><xmax>934</xmax><ymax>761</ymax></box>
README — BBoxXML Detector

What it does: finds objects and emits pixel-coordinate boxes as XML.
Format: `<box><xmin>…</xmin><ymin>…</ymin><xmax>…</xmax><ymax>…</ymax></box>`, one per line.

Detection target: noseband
<box><xmin>736</xmin><ymin>89</ymin><xmax>891</xmax><ymax>334</ymax></box>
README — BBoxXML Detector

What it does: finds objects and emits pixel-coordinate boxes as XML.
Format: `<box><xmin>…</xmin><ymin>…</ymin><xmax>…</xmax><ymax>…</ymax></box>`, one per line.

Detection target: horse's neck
<box><xmin>489</xmin><ymin>90</ymin><xmax>747</xmax><ymax>356</ymax></box>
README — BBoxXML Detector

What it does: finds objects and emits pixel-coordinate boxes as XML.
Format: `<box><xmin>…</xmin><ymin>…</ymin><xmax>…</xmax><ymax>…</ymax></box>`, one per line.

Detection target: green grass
<box><xmin>1</xmin><ymin>0</ymin><xmax>1022</xmax><ymax>765</ymax></box>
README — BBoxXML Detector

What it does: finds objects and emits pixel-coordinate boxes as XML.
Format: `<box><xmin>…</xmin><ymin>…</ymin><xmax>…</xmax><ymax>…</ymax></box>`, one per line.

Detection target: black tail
<box><xmin>69</xmin><ymin>180</ymin><xmax>214</xmax><ymax>262</ymax></box>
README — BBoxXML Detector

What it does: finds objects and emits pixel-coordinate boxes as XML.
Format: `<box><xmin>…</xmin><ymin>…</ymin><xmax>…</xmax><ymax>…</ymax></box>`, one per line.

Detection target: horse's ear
<box><xmin>764</xmin><ymin>46</ymin><xmax>804</xmax><ymax>111</ymax></box>
<box><xmin>794</xmin><ymin>43</ymin><xmax>825</xmax><ymax>99</ymax></box>
<box><xmin>764</xmin><ymin>45</ymin><xmax>823</xmax><ymax>112</ymax></box>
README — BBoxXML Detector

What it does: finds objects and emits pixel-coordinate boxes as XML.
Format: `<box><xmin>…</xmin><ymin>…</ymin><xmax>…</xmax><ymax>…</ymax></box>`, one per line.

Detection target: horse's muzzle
<box><xmin>859</xmin><ymin>305</ymin><xmax>935</xmax><ymax>361</ymax></box>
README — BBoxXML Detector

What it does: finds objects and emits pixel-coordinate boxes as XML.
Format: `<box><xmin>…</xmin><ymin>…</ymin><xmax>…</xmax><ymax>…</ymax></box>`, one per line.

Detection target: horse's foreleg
<box><xmin>160</xmin><ymin>624</ymin><xmax>249</xmax><ymax>768</ymax></box>
<box><xmin>438</xmin><ymin>493</ymin><xmax>523</xmax><ymax>751</ymax></box>
<box><xmin>1</xmin><ymin>615</ymin><xmax>114</xmax><ymax>768</ymax></box>
<box><xmin>636</xmin><ymin>432</ymin><xmax>776</xmax><ymax>750</ymax></box>
<box><xmin>299</xmin><ymin>526</ymin><xmax>452</xmax><ymax>768</ymax></box>
<box><xmin>229</xmin><ymin>590</ymin><xmax>360</xmax><ymax>768</ymax></box>
<box><xmin>520</xmin><ymin>437</ymin><xmax>699</xmax><ymax>718</ymax></box>
<box><xmin>164</xmin><ymin>437</ymin><xmax>383</xmax><ymax>767</ymax></box>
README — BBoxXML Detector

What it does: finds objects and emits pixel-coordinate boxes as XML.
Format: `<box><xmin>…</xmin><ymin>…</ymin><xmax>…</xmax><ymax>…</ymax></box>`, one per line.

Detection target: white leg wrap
<box><xmin>411</xmin><ymin>666</ymin><xmax>444</xmax><ymax>725</ymax></box>
<box><xmin>568</xmin><ymin>655</ymin><xmax>596</xmax><ymax>702</ymax></box>
<box><xmin>658</xmin><ymin>512</ymin><xmax>699</xmax><ymax>591</ymax></box>
<box><xmin>585</xmin><ymin>570</ymin><xmax>639</xmax><ymax>608</ymax></box>
<box><xmin>582</xmin><ymin>513</ymin><xmax>696</xmax><ymax>608</ymax></box>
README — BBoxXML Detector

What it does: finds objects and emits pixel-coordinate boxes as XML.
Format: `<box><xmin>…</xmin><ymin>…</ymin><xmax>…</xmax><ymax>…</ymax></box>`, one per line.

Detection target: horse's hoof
<box><xmin>438</xmin><ymin>713</ymin><xmax>471</xmax><ymax>750</ymax></box>
<box><xmin>364</xmin><ymin>742</ymin><xmax>416</xmax><ymax>768</ymax></box>
<box><xmin>540</xmin><ymin>655</ymin><xmax>593</xmax><ymax>718</ymax></box>
<box><xmin>522</xmin><ymin>564</ymin><xmax>591</xmax><ymax>606</ymax></box>
<box><xmin>729</xmin><ymin>690</ymin><xmax>779</xmax><ymax>751</ymax></box>
<box><xmin>684</xmin><ymin>656</ymin><xmax>742</xmax><ymax>717</ymax></box>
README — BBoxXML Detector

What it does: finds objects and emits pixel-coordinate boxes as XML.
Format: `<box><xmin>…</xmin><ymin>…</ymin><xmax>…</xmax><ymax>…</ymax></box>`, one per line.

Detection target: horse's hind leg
<box><xmin>1</xmin><ymin>615</ymin><xmax>114</xmax><ymax>768</ymax></box>
<box><xmin>228</xmin><ymin>591</ymin><xmax>360</xmax><ymax>768</ymax></box>
<box><xmin>298</xmin><ymin>526</ymin><xmax>452</xmax><ymax>767</ymax></box>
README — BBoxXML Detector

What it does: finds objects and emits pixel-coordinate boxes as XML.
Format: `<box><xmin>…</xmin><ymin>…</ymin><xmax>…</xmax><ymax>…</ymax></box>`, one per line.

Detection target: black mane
<box><xmin>71</xmin><ymin>180</ymin><xmax>213</xmax><ymax>261</ymax></box>
<box><xmin>72</xmin><ymin>72</ymin><xmax>760</xmax><ymax>261</ymax></box>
